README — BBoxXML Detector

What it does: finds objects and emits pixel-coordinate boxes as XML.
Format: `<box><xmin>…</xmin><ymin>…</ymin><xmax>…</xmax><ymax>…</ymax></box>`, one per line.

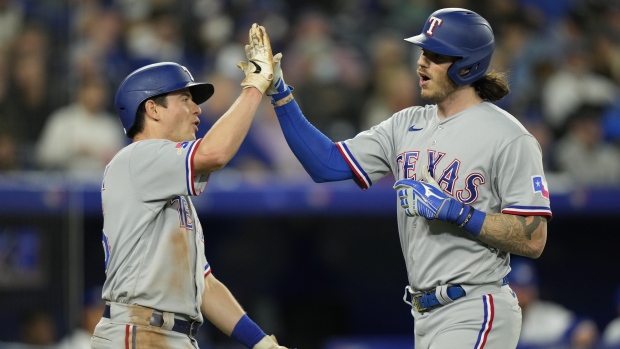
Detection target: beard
<box><xmin>420</xmin><ymin>74</ymin><xmax>461</xmax><ymax>104</ymax></box>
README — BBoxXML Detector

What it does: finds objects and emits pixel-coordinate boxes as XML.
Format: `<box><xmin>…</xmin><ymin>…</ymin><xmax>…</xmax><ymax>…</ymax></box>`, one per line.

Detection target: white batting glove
<box><xmin>237</xmin><ymin>23</ymin><xmax>274</xmax><ymax>94</ymax></box>
<box><xmin>253</xmin><ymin>334</ymin><xmax>292</xmax><ymax>349</ymax></box>
<box><xmin>265</xmin><ymin>53</ymin><xmax>288</xmax><ymax>96</ymax></box>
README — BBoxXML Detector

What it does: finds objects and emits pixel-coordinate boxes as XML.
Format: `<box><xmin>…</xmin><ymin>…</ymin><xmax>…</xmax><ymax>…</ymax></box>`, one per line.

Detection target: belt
<box><xmin>406</xmin><ymin>277</ymin><xmax>508</xmax><ymax>313</ymax></box>
<box><xmin>103</xmin><ymin>305</ymin><xmax>200</xmax><ymax>339</ymax></box>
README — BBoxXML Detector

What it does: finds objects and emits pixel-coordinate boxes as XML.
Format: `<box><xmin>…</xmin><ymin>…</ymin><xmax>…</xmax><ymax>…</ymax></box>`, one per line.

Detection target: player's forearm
<box><xmin>202</xmin><ymin>274</ymin><xmax>277</xmax><ymax>349</ymax></box>
<box><xmin>476</xmin><ymin>213</ymin><xmax>547</xmax><ymax>258</ymax></box>
<box><xmin>201</xmin><ymin>274</ymin><xmax>246</xmax><ymax>335</ymax></box>
<box><xmin>195</xmin><ymin>88</ymin><xmax>263</xmax><ymax>173</ymax></box>
<box><xmin>274</xmin><ymin>96</ymin><xmax>354</xmax><ymax>182</ymax></box>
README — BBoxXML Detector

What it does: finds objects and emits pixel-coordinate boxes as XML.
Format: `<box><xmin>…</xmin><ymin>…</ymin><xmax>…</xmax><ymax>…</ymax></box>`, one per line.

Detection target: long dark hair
<box><xmin>472</xmin><ymin>71</ymin><xmax>510</xmax><ymax>102</ymax></box>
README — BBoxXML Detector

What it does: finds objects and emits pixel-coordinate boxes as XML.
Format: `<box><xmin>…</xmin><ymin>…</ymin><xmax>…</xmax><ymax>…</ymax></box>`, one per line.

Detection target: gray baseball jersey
<box><xmin>101</xmin><ymin>138</ymin><xmax>210</xmax><ymax>322</ymax></box>
<box><xmin>336</xmin><ymin>102</ymin><xmax>552</xmax><ymax>291</ymax></box>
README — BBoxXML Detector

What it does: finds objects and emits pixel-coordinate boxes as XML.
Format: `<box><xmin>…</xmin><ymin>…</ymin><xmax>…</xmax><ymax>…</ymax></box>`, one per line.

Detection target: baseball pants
<box><xmin>411</xmin><ymin>283</ymin><xmax>522</xmax><ymax>349</ymax></box>
<box><xmin>91</xmin><ymin>303</ymin><xmax>199</xmax><ymax>349</ymax></box>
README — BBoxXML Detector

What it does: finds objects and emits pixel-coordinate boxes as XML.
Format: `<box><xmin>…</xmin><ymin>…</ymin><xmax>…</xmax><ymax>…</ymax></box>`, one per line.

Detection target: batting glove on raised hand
<box><xmin>265</xmin><ymin>53</ymin><xmax>292</xmax><ymax>101</ymax></box>
<box><xmin>394</xmin><ymin>170</ymin><xmax>486</xmax><ymax>236</ymax></box>
<box><xmin>237</xmin><ymin>23</ymin><xmax>274</xmax><ymax>94</ymax></box>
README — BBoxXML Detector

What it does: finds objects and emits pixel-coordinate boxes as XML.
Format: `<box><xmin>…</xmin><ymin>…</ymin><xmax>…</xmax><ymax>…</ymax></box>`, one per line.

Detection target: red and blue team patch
<box><xmin>175</xmin><ymin>141</ymin><xmax>189</xmax><ymax>149</ymax></box>
<box><xmin>532</xmin><ymin>175</ymin><xmax>549</xmax><ymax>199</ymax></box>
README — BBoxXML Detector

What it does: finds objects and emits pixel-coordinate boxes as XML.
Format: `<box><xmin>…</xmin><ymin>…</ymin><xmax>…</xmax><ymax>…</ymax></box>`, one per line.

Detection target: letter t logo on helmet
<box><xmin>426</xmin><ymin>17</ymin><xmax>443</xmax><ymax>36</ymax></box>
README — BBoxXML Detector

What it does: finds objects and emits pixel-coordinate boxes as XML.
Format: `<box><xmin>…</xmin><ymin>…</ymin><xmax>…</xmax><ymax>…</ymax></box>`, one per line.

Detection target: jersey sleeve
<box><xmin>337</xmin><ymin>118</ymin><xmax>395</xmax><ymax>189</ymax></box>
<box><xmin>495</xmin><ymin>134</ymin><xmax>552</xmax><ymax>218</ymax></box>
<box><xmin>129</xmin><ymin>139</ymin><xmax>209</xmax><ymax>202</ymax></box>
<box><xmin>204</xmin><ymin>262</ymin><xmax>212</xmax><ymax>277</ymax></box>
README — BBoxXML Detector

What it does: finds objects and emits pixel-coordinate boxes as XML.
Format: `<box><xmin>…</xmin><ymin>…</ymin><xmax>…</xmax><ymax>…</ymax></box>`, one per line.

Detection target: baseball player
<box><xmin>268</xmin><ymin>8</ymin><xmax>551</xmax><ymax>349</ymax></box>
<box><xmin>92</xmin><ymin>24</ymin><xmax>291</xmax><ymax>349</ymax></box>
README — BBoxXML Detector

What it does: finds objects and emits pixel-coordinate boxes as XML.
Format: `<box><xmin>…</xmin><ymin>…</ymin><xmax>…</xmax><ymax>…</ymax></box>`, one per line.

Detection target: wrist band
<box><xmin>231</xmin><ymin>314</ymin><xmax>267</xmax><ymax>348</ymax></box>
<box><xmin>463</xmin><ymin>209</ymin><xmax>486</xmax><ymax>237</ymax></box>
<box><xmin>273</xmin><ymin>93</ymin><xmax>294</xmax><ymax>107</ymax></box>
<box><xmin>458</xmin><ymin>206</ymin><xmax>474</xmax><ymax>228</ymax></box>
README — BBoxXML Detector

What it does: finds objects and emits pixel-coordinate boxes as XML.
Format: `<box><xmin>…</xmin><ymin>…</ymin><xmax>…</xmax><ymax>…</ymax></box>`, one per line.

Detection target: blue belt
<box><xmin>409</xmin><ymin>277</ymin><xmax>508</xmax><ymax>313</ymax></box>
<box><xmin>103</xmin><ymin>305</ymin><xmax>200</xmax><ymax>339</ymax></box>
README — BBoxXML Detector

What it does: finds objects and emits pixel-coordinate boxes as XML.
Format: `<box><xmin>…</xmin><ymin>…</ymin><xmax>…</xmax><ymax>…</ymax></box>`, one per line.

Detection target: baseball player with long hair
<box><xmin>92</xmin><ymin>24</ymin><xmax>291</xmax><ymax>349</ymax></box>
<box><xmin>268</xmin><ymin>8</ymin><xmax>551</xmax><ymax>349</ymax></box>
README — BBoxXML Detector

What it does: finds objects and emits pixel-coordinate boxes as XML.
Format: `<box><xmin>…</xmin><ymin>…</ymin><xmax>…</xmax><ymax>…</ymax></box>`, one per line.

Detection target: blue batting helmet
<box><xmin>114</xmin><ymin>62</ymin><xmax>214</xmax><ymax>134</ymax></box>
<box><xmin>405</xmin><ymin>8</ymin><xmax>495</xmax><ymax>85</ymax></box>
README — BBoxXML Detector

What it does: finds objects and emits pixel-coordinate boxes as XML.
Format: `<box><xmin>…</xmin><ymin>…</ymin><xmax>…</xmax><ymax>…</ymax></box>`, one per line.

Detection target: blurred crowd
<box><xmin>0</xmin><ymin>0</ymin><xmax>618</xmax><ymax>187</ymax></box>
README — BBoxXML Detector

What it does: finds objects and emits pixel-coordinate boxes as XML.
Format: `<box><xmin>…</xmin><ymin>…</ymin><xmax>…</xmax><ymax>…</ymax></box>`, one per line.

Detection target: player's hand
<box><xmin>394</xmin><ymin>176</ymin><xmax>465</xmax><ymax>222</ymax></box>
<box><xmin>253</xmin><ymin>334</ymin><xmax>294</xmax><ymax>349</ymax></box>
<box><xmin>237</xmin><ymin>23</ymin><xmax>274</xmax><ymax>94</ymax></box>
<box><xmin>395</xmin><ymin>169</ymin><xmax>486</xmax><ymax>236</ymax></box>
<box><xmin>421</xmin><ymin>167</ymin><xmax>441</xmax><ymax>190</ymax></box>
<box><xmin>393</xmin><ymin>168</ymin><xmax>441</xmax><ymax>217</ymax></box>
<box><xmin>265</xmin><ymin>53</ymin><xmax>290</xmax><ymax>98</ymax></box>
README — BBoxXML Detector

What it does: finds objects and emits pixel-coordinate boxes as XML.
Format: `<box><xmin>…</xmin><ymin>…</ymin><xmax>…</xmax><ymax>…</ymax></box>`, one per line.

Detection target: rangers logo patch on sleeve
<box><xmin>532</xmin><ymin>175</ymin><xmax>549</xmax><ymax>199</ymax></box>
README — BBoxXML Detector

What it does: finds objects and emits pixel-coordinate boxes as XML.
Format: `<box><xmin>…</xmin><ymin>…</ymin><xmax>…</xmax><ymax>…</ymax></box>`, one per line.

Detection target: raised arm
<box><xmin>268</xmin><ymin>53</ymin><xmax>354</xmax><ymax>182</ymax></box>
<box><xmin>193</xmin><ymin>23</ymin><xmax>273</xmax><ymax>174</ymax></box>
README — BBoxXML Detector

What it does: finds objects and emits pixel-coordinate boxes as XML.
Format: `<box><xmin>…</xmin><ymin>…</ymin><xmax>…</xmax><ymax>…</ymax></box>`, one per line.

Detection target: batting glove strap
<box><xmin>461</xmin><ymin>208</ymin><xmax>486</xmax><ymax>236</ymax></box>
<box><xmin>270</xmin><ymin>85</ymin><xmax>294</xmax><ymax>105</ymax></box>
<box><xmin>440</xmin><ymin>199</ymin><xmax>465</xmax><ymax>223</ymax></box>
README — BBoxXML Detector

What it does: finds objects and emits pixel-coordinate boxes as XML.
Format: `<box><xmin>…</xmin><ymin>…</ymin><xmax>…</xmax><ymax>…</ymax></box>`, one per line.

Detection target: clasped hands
<box><xmin>237</xmin><ymin>24</ymin><xmax>289</xmax><ymax>99</ymax></box>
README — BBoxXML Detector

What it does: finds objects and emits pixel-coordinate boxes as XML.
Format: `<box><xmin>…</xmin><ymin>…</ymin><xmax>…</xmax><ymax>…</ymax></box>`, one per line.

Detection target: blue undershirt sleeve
<box><xmin>274</xmin><ymin>99</ymin><xmax>354</xmax><ymax>183</ymax></box>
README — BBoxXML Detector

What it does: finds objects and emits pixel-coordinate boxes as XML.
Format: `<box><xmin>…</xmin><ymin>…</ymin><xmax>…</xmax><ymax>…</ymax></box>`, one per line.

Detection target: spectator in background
<box><xmin>35</xmin><ymin>76</ymin><xmax>125</xmax><ymax>177</ymax></box>
<box><xmin>0</xmin><ymin>0</ymin><xmax>24</xmax><ymax>51</ymax></box>
<box><xmin>541</xmin><ymin>43</ymin><xmax>618</xmax><ymax>138</ymax></box>
<box><xmin>509</xmin><ymin>256</ymin><xmax>599</xmax><ymax>349</ymax></box>
<box><xmin>124</xmin><ymin>7</ymin><xmax>186</xmax><ymax>67</ymax></box>
<box><xmin>360</xmin><ymin>30</ymin><xmax>419</xmax><ymax>130</ymax></box>
<box><xmin>69</xmin><ymin>5</ymin><xmax>129</xmax><ymax>93</ymax></box>
<box><xmin>58</xmin><ymin>286</ymin><xmax>106</xmax><ymax>349</ymax></box>
<box><xmin>284</xmin><ymin>9</ymin><xmax>369</xmax><ymax>140</ymax></box>
<box><xmin>552</xmin><ymin>103</ymin><xmax>620</xmax><ymax>187</ymax></box>
<box><xmin>0</xmin><ymin>22</ymin><xmax>67</xmax><ymax>162</ymax></box>
<box><xmin>17</xmin><ymin>307</ymin><xmax>57</xmax><ymax>345</ymax></box>
<box><xmin>601</xmin><ymin>285</ymin><xmax>620</xmax><ymax>349</ymax></box>
<box><xmin>0</xmin><ymin>130</ymin><xmax>17</xmax><ymax>171</ymax></box>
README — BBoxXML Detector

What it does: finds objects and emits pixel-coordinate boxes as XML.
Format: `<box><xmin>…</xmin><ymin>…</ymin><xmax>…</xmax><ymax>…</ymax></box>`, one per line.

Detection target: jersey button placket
<box><xmin>431</xmin><ymin>125</ymin><xmax>443</xmax><ymax>145</ymax></box>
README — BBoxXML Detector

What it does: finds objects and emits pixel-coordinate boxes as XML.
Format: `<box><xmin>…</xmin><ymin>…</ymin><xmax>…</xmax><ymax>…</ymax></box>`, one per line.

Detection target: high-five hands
<box><xmin>393</xmin><ymin>170</ymin><xmax>485</xmax><ymax>236</ymax></box>
<box><xmin>266</xmin><ymin>53</ymin><xmax>289</xmax><ymax>96</ymax></box>
<box><xmin>237</xmin><ymin>23</ymin><xmax>274</xmax><ymax>94</ymax></box>
<box><xmin>266</xmin><ymin>52</ymin><xmax>293</xmax><ymax>106</ymax></box>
